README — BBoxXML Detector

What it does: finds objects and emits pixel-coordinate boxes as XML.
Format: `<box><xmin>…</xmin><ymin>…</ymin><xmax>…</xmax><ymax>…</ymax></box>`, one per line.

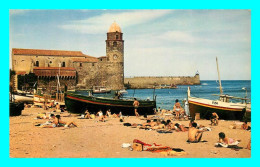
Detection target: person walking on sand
<box><xmin>187</xmin><ymin>122</ymin><xmax>204</xmax><ymax>142</ymax></box>
<box><xmin>133</xmin><ymin>98</ymin><xmax>140</xmax><ymax>117</ymax></box>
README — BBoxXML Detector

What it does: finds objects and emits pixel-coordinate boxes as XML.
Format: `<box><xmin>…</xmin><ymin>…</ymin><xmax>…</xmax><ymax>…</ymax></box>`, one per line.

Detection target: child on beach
<box><xmin>218</xmin><ymin>132</ymin><xmax>240</xmax><ymax>145</ymax></box>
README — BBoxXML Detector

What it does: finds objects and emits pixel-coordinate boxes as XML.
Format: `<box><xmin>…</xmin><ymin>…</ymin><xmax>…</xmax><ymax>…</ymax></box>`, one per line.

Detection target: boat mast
<box><xmin>216</xmin><ymin>57</ymin><xmax>223</xmax><ymax>95</ymax></box>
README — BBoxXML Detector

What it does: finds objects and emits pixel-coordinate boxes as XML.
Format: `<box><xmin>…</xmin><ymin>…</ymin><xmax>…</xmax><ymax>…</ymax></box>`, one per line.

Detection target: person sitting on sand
<box><xmin>211</xmin><ymin>112</ymin><xmax>219</xmax><ymax>126</ymax></box>
<box><xmin>84</xmin><ymin>109</ymin><xmax>91</xmax><ymax>119</ymax></box>
<box><xmin>55</xmin><ymin>103</ymin><xmax>61</xmax><ymax>112</ymax></box>
<box><xmin>112</xmin><ymin>113</ymin><xmax>118</xmax><ymax>118</ymax></box>
<box><xmin>189</xmin><ymin>118</ymin><xmax>196</xmax><ymax>128</ymax></box>
<box><xmin>106</xmin><ymin>109</ymin><xmax>112</xmax><ymax>118</ymax></box>
<box><xmin>187</xmin><ymin>122</ymin><xmax>204</xmax><ymax>142</ymax></box>
<box><xmin>241</xmin><ymin>121</ymin><xmax>251</xmax><ymax>130</ymax></box>
<box><xmin>218</xmin><ymin>132</ymin><xmax>240</xmax><ymax>145</ymax></box>
<box><xmin>96</xmin><ymin>110</ymin><xmax>105</xmax><ymax>122</ymax></box>
<box><xmin>174</xmin><ymin>123</ymin><xmax>188</xmax><ymax>132</ymax></box>
<box><xmin>133</xmin><ymin>98</ymin><xmax>140</xmax><ymax>117</ymax></box>
<box><xmin>173</xmin><ymin>99</ymin><xmax>184</xmax><ymax>119</ymax></box>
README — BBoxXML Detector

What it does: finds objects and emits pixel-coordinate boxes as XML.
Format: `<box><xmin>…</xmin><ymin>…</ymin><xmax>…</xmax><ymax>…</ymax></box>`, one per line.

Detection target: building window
<box><xmin>116</xmin><ymin>35</ymin><xmax>119</xmax><ymax>39</ymax></box>
<box><xmin>62</xmin><ymin>62</ymin><xmax>65</xmax><ymax>67</ymax></box>
<box><xmin>35</xmin><ymin>61</ymin><xmax>39</xmax><ymax>67</ymax></box>
<box><xmin>50</xmin><ymin>61</ymin><xmax>52</xmax><ymax>64</ymax></box>
<box><xmin>92</xmin><ymin>63</ymin><xmax>95</xmax><ymax>66</ymax></box>
<box><xmin>113</xmin><ymin>41</ymin><xmax>117</xmax><ymax>47</ymax></box>
<box><xmin>79</xmin><ymin>63</ymin><xmax>82</xmax><ymax>67</ymax></box>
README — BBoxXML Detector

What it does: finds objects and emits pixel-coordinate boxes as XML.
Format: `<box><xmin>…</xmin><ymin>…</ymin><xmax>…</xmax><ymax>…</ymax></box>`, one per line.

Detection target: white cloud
<box><xmin>60</xmin><ymin>10</ymin><xmax>173</xmax><ymax>34</ymax></box>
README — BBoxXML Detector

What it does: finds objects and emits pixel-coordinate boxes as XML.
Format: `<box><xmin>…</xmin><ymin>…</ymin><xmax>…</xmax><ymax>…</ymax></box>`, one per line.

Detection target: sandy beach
<box><xmin>9</xmin><ymin>107</ymin><xmax>251</xmax><ymax>158</ymax></box>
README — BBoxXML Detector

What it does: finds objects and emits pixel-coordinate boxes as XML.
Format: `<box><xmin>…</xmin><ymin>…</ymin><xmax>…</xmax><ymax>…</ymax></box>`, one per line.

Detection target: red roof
<box><xmin>12</xmin><ymin>48</ymin><xmax>94</xmax><ymax>58</ymax></box>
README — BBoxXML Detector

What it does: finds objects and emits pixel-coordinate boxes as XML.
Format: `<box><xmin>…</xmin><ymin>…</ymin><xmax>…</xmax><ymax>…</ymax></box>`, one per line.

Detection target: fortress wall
<box><xmin>124</xmin><ymin>74</ymin><xmax>200</xmax><ymax>89</ymax></box>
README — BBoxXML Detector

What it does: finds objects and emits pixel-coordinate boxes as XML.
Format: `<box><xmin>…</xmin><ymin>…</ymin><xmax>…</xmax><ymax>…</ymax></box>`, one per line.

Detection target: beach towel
<box><xmin>186</xmin><ymin>140</ymin><xmax>208</xmax><ymax>143</ymax></box>
<box><xmin>215</xmin><ymin>141</ymin><xmax>240</xmax><ymax>148</ymax></box>
<box><xmin>157</xmin><ymin>130</ymin><xmax>173</xmax><ymax>133</ymax></box>
<box><xmin>123</xmin><ymin>123</ymin><xmax>132</xmax><ymax>126</ymax></box>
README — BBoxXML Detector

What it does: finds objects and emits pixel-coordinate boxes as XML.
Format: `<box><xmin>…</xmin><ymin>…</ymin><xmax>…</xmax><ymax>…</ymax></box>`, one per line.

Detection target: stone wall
<box><xmin>124</xmin><ymin>74</ymin><xmax>200</xmax><ymax>89</ymax></box>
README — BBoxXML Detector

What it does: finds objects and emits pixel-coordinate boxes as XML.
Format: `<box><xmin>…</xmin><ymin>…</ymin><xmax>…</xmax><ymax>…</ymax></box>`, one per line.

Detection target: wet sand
<box><xmin>9</xmin><ymin>107</ymin><xmax>251</xmax><ymax>158</ymax></box>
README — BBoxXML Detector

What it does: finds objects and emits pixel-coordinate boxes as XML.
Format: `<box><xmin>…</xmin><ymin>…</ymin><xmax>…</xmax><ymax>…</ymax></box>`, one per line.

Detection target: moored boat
<box><xmin>92</xmin><ymin>86</ymin><xmax>111</xmax><ymax>94</ymax></box>
<box><xmin>187</xmin><ymin>57</ymin><xmax>251</xmax><ymax>120</ymax></box>
<box><xmin>65</xmin><ymin>91</ymin><xmax>156</xmax><ymax>115</ymax></box>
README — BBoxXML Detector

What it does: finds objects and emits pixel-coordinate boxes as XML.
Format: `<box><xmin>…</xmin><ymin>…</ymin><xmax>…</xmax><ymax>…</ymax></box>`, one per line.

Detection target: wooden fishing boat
<box><xmin>187</xmin><ymin>57</ymin><xmax>251</xmax><ymax>120</ymax></box>
<box><xmin>187</xmin><ymin>87</ymin><xmax>251</xmax><ymax>120</ymax></box>
<box><xmin>65</xmin><ymin>91</ymin><xmax>156</xmax><ymax>115</ymax></box>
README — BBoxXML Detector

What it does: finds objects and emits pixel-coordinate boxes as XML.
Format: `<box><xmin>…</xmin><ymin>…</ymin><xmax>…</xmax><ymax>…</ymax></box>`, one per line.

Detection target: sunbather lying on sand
<box><xmin>218</xmin><ymin>132</ymin><xmax>240</xmax><ymax>145</ymax></box>
<box><xmin>174</xmin><ymin>123</ymin><xmax>188</xmax><ymax>132</ymax></box>
<box><xmin>152</xmin><ymin>121</ymin><xmax>166</xmax><ymax>130</ymax></box>
<box><xmin>187</xmin><ymin>123</ymin><xmax>204</xmax><ymax>142</ymax></box>
<box><xmin>40</xmin><ymin>115</ymin><xmax>77</xmax><ymax>128</ymax></box>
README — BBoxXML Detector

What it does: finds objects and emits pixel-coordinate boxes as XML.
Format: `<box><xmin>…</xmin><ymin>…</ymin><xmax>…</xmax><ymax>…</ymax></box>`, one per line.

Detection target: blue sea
<box><xmin>124</xmin><ymin>80</ymin><xmax>251</xmax><ymax>110</ymax></box>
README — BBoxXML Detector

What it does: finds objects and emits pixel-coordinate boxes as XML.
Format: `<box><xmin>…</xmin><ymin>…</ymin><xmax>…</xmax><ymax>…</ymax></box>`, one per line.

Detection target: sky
<box><xmin>9</xmin><ymin>10</ymin><xmax>251</xmax><ymax>80</ymax></box>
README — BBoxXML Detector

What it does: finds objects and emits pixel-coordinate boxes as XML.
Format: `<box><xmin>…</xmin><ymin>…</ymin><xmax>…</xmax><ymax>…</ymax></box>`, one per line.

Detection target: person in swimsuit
<box><xmin>188</xmin><ymin>122</ymin><xmax>204</xmax><ymax>142</ymax></box>
<box><xmin>241</xmin><ymin>121</ymin><xmax>251</xmax><ymax>130</ymax></box>
<box><xmin>175</xmin><ymin>123</ymin><xmax>188</xmax><ymax>132</ymax></box>
<box><xmin>54</xmin><ymin>115</ymin><xmax>78</xmax><ymax>127</ymax></box>
<box><xmin>218</xmin><ymin>132</ymin><xmax>239</xmax><ymax>145</ymax></box>
<box><xmin>96</xmin><ymin>110</ymin><xmax>105</xmax><ymax>122</ymax></box>
<box><xmin>105</xmin><ymin>109</ymin><xmax>112</xmax><ymax>118</ymax></box>
<box><xmin>133</xmin><ymin>98</ymin><xmax>140</xmax><ymax>117</ymax></box>
<box><xmin>211</xmin><ymin>112</ymin><xmax>219</xmax><ymax>126</ymax></box>
<box><xmin>173</xmin><ymin>99</ymin><xmax>183</xmax><ymax>119</ymax></box>
<box><xmin>84</xmin><ymin>109</ymin><xmax>91</xmax><ymax>119</ymax></box>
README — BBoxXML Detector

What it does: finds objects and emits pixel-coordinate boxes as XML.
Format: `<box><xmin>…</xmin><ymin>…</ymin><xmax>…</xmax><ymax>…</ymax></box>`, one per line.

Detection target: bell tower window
<box><xmin>62</xmin><ymin>62</ymin><xmax>66</xmax><ymax>67</ymax></box>
<box><xmin>113</xmin><ymin>41</ymin><xmax>117</xmax><ymax>47</ymax></box>
<box><xmin>116</xmin><ymin>35</ymin><xmax>119</xmax><ymax>40</ymax></box>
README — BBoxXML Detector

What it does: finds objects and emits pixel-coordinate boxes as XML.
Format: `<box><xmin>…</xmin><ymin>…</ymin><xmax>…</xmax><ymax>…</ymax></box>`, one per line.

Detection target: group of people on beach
<box><xmin>35</xmin><ymin>113</ymin><xmax>77</xmax><ymax>128</ymax></box>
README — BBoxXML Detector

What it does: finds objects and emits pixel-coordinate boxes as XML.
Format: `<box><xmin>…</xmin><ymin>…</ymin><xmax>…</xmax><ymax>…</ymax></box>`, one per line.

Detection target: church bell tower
<box><xmin>105</xmin><ymin>22</ymin><xmax>124</xmax><ymax>90</ymax></box>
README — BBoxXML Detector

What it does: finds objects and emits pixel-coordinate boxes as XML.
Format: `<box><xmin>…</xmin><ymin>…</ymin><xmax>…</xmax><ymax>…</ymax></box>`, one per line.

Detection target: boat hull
<box><xmin>10</xmin><ymin>102</ymin><xmax>24</xmax><ymax>116</ymax></box>
<box><xmin>188</xmin><ymin>97</ymin><xmax>250</xmax><ymax>120</ymax></box>
<box><xmin>65</xmin><ymin>93</ymin><xmax>156</xmax><ymax>115</ymax></box>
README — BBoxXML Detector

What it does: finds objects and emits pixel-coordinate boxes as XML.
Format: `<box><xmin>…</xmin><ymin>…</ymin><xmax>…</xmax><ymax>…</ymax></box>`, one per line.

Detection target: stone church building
<box><xmin>11</xmin><ymin>22</ymin><xmax>124</xmax><ymax>91</ymax></box>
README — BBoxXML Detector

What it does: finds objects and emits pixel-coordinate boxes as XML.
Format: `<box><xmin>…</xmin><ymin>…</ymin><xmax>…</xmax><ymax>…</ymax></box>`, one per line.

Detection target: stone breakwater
<box><xmin>124</xmin><ymin>74</ymin><xmax>200</xmax><ymax>89</ymax></box>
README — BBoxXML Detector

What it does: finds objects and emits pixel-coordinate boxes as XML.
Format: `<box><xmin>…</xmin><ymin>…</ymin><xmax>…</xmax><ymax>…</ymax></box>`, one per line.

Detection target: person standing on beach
<box><xmin>133</xmin><ymin>98</ymin><xmax>140</xmax><ymax>117</ymax></box>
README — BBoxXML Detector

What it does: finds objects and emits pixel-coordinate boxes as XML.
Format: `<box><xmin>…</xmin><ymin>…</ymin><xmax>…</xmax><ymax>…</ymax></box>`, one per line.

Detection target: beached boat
<box><xmin>187</xmin><ymin>57</ymin><xmax>251</xmax><ymax>120</ymax></box>
<box><xmin>10</xmin><ymin>102</ymin><xmax>24</xmax><ymax>116</ymax></box>
<box><xmin>187</xmin><ymin>87</ymin><xmax>251</xmax><ymax>120</ymax></box>
<box><xmin>92</xmin><ymin>86</ymin><xmax>111</xmax><ymax>94</ymax></box>
<box><xmin>65</xmin><ymin>91</ymin><xmax>156</xmax><ymax>115</ymax></box>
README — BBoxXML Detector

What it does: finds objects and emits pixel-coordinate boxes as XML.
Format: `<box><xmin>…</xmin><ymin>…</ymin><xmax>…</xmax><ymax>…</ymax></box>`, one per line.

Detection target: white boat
<box><xmin>92</xmin><ymin>86</ymin><xmax>111</xmax><ymax>94</ymax></box>
<box><xmin>119</xmin><ymin>89</ymin><xmax>128</xmax><ymax>94</ymax></box>
<box><xmin>187</xmin><ymin>57</ymin><xmax>251</xmax><ymax>120</ymax></box>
